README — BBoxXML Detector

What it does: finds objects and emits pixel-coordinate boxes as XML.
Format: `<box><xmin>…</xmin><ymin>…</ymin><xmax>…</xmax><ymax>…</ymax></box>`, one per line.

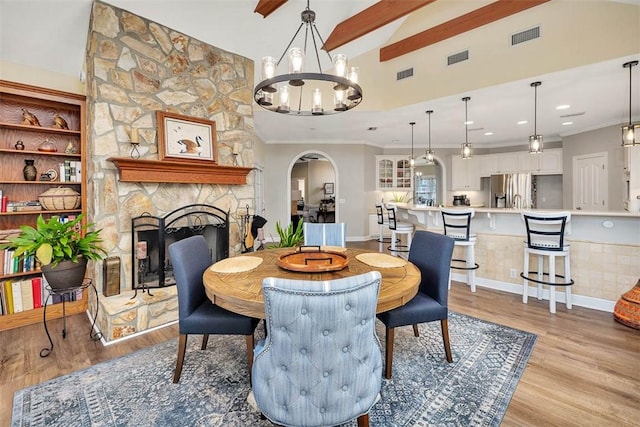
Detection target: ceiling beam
<box><xmin>379</xmin><ymin>0</ymin><xmax>551</xmax><ymax>62</ymax></box>
<box><xmin>254</xmin><ymin>0</ymin><xmax>288</xmax><ymax>18</ymax></box>
<box><xmin>324</xmin><ymin>0</ymin><xmax>435</xmax><ymax>52</ymax></box>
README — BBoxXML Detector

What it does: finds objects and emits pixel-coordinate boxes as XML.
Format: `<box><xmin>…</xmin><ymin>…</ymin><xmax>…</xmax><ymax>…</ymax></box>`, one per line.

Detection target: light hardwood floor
<box><xmin>1</xmin><ymin>240</ymin><xmax>638</xmax><ymax>426</ymax></box>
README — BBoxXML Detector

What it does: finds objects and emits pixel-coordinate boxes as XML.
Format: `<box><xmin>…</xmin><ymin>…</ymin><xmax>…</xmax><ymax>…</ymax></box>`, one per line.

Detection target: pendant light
<box><xmin>425</xmin><ymin>110</ymin><xmax>435</xmax><ymax>164</ymax></box>
<box><xmin>529</xmin><ymin>81</ymin><xmax>543</xmax><ymax>153</ymax></box>
<box><xmin>461</xmin><ymin>97</ymin><xmax>472</xmax><ymax>159</ymax></box>
<box><xmin>409</xmin><ymin>122</ymin><xmax>416</xmax><ymax>167</ymax></box>
<box><xmin>622</xmin><ymin>60</ymin><xmax>639</xmax><ymax>147</ymax></box>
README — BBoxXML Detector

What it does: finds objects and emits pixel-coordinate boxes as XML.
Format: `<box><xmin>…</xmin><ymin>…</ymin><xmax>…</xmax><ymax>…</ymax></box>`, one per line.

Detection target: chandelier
<box><xmin>529</xmin><ymin>81</ymin><xmax>543</xmax><ymax>153</ymax></box>
<box><xmin>424</xmin><ymin>110</ymin><xmax>435</xmax><ymax>164</ymax></box>
<box><xmin>254</xmin><ymin>1</ymin><xmax>363</xmax><ymax>116</ymax></box>
<box><xmin>622</xmin><ymin>60</ymin><xmax>639</xmax><ymax>147</ymax></box>
<box><xmin>461</xmin><ymin>97</ymin><xmax>472</xmax><ymax>159</ymax></box>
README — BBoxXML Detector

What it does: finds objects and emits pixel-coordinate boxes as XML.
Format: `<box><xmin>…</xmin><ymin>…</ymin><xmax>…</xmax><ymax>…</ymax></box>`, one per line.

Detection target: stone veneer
<box><xmin>85</xmin><ymin>1</ymin><xmax>260</xmax><ymax>341</ymax></box>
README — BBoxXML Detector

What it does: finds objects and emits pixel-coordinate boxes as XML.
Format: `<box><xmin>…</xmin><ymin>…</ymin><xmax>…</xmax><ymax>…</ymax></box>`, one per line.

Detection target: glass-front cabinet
<box><xmin>376</xmin><ymin>155</ymin><xmax>411</xmax><ymax>190</ymax></box>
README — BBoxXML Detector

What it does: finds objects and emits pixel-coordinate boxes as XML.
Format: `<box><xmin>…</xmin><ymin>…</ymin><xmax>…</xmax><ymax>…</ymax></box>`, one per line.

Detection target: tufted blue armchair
<box><xmin>251</xmin><ymin>271</ymin><xmax>382</xmax><ymax>427</ymax></box>
<box><xmin>168</xmin><ymin>235</ymin><xmax>260</xmax><ymax>383</ymax></box>
<box><xmin>376</xmin><ymin>230</ymin><xmax>455</xmax><ymax>379</ymax></box>
<box><xmin>303</xmin><ymin>222</ymin><xmax>347</xmax><ymax>247</ymax></box>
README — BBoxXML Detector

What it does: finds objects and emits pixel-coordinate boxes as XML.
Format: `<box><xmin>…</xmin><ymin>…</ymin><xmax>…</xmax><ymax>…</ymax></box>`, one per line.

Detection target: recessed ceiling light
<box><xmin>556</xmin><ymin>104</ymin><xmax>571</xmax><ymax>110</ymax></box>
<box><xmin>464</xmin><ymin>120</ymin><xmax>474</xmax><ymax>125</ymax></box>
<box><xmin>562</xmin><ymin>121</ymin><xmax>573</xmax><ymax>126</ymax></box>
<box><xmin>484</xmin><ymin>132</ymin><xmax>494</xmax><ymax>136</ymax></box>
<box><xmin>517</xmin><ymin>120</ymin><xmax>528</xmax><ymax>125</ymax></box>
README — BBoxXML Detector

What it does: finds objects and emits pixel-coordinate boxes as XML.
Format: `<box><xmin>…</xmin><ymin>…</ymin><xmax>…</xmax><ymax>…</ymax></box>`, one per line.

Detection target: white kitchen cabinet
<box><xmin>519</xmin><ymin>148</ymin><xmax>563</xmax><ymax>174</ymax></box>
<box><xmin>451</xmin><ymin>155</ymin><xmax>481</xmax><ymax>190</ymax></box>
<box><xmin>479</xmin><ymin>153</ymin><xmax>519</xmax><ymax>176</ymax></box>
<box><xmin>376</xmin><ymin>155</ymin><xmax>412</xmax><ymax>190</ymax></box>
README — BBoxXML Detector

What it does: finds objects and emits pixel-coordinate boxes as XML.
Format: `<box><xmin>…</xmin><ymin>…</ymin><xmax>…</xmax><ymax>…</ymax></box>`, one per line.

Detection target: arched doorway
<box><xmin>413</xmin><ymin>156</ymin><xmax>445</xmax><ymax>206</ymax></box>
<box><xmin>289</xmin><ymin>151</ymin><xmax>338</xmax><ymax>224</ymax></box>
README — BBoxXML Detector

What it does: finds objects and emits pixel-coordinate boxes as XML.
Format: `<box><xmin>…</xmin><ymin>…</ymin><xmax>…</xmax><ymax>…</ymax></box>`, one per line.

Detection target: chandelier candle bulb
<box><xmin>334</xmin><ymin>90</ymin><xmax>347</xmax><ymax>111</ymax></box>
<box><xmin>278</xmin><ymin>86</ymin><xmax>290</xmax><ymax>113</ymax></box>
<box><xmin>312</xmin><ymin>88</ymin><xmax>323</xmax><ymax>114</ymax></box>
<box><xmin>288</xmin><ymin>47</ymin><xmax>304</xmax><ymax>85</ymax></box>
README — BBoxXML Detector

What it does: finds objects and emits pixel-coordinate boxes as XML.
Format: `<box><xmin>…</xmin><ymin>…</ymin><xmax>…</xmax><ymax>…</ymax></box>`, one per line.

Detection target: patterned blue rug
<box><xmin>12</xmin><ymin>312</ymin><xmax>536</xmax><ymax>426</ymax></box>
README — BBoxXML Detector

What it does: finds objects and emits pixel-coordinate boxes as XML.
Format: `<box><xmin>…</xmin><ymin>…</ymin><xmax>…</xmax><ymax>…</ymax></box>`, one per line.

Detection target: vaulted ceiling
<box><xmin>1</xmin><ymin>0</ymin><xmax>638</xmax><ymax>149</ymax></box>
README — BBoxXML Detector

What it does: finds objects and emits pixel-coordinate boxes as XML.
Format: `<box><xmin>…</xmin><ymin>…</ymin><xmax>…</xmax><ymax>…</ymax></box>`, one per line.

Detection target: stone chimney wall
<box><xmin>85</xmin><ymin>1</ymin><xmax>258</xmax><ymax>339</ymax></box>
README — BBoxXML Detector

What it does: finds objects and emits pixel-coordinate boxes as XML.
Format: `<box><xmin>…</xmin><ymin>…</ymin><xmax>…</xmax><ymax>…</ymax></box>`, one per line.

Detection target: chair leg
<box><xmin>565</xmin><ymin>255</ymin><xmax>572</xmax><ymax>309</ymax></box>
<box><xmin>357</xmin><ymin>413</ymin><xmax>370</xmax><ymax>427</ymax></box>
<box><xmin>173</xmin><ymin>334</ymin><xmax>188</xmax><ymax>383</ymax></box>
<box><xmin>412</xmin><ymin>324</ymin><xmax>420</xmax><ymax>337</ymax></box>
<box><xmin>201</xmin><ymin>334</ymin><xmax>209</xmax><ymax>350</ymax></box>
<box><xmin>246</xmin><ymin>333</ymin><xmax>255</xmax><ymax>384</ymax></box>
<box><xmin>440</xmin><ymin>319</ymin><xmax>453</xmax><ymax>363</ymax></box>
<box><xmin>522</xmin><ymin>249</ymin><xmax>529</xmax><ymax>304</ymax></box>
<box><xmin>549</xmin><ymin>255</ymin><xmax>556</xmax><ymax>314</ymax></box>
<box><xmin>384</xmin><ymin>327</ymin><xmax>395</xmax><ymax>379</ymax></box>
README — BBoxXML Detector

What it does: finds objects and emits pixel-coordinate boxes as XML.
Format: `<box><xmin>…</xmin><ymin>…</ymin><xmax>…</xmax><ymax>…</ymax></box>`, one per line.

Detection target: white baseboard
<box><xmin>451</xmin><ymin>273</ymin><xmax>615</xmax><ymax>313</ymax></box>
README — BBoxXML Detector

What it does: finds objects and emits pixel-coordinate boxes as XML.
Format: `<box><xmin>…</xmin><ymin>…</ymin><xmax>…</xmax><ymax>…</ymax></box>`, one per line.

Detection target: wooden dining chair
<box><xmin>168</xmin><ymin>235</ymin><xmax>260</xmax><ymax>383</ymax></box>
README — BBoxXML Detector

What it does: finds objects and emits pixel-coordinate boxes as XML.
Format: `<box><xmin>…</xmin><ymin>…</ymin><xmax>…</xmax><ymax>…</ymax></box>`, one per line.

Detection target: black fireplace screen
<box><xmin>131</xmin><ymin>204</ymin><xmax>229</xmax><ymax>290</ymax></box>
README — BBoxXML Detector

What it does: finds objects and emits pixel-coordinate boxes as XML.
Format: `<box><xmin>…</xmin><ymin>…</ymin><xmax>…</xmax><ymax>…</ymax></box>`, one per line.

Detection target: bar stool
<box><xmin>520</xmin><ymin>211</ymin><xmax>573</xmax><ymax>314</ymax></box>
<box><xmin>441</xmin><ymin>208</ymin><xmax>479</xmax><ymax>292</ymax></box>
<box><xmin>386</xmin><ymin>206</ymin><xmax>414</xmax><ymax>256</ymax></box>
<box><xmin>375</xmin><ymin>204</ymin><xmax>390</xmax><ymax>252</ymax></box>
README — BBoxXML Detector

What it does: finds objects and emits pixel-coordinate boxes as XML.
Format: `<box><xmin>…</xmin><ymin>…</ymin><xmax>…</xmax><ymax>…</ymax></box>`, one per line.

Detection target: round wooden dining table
<box><xmin>202</xmin><ymin>247</ymin><xmax>421</xmax><ymax>319</ymax></box>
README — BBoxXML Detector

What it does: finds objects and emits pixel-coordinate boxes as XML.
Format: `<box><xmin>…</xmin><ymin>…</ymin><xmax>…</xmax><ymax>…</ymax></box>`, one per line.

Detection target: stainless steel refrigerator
<box><xmin>489</xmin><ymin>173</ymin><xmax>536</xmax><ymax>209</ymax></box>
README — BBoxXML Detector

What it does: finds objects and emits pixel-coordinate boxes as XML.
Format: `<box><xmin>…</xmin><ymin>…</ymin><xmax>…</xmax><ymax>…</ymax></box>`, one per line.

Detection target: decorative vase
<box><xmin>41</xmin><ymin>257</ymin><xmax>88</xmax><ymax>291</ymax></box>
<box><xmin>23</xmin><ymin>159</ymin><xmax>37</xmax><ymax>181</ymax></box>
<box><xmin>613</xmin><ymin>278</ymin><xmax>640</xmax><ymax>330</ymax></box>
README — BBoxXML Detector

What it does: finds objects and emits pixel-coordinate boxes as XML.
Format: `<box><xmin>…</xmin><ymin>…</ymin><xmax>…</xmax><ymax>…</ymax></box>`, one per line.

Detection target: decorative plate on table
<box><xmin>278</xmin><ymin>246</ymin><xmax>349</xmax><ymax>272</ymax></box>
<box><xmin>209</xmin><ymin>256</ymin><xmax>263</xmax><ymax>273</ymax></box>
<box><xmin>355</xmin><ymin>253</ymin><xmax>407</xmax><ymax>268</ymax></box>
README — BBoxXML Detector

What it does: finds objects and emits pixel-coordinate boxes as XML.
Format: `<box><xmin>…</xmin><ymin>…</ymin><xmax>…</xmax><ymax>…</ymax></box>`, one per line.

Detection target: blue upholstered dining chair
<box><xmin>302</xmin><ymin>222</ymin><xmax>347</xmax><ymax>247</ymax></box>
<box><xmin>251</xmin><ymin>271</ymin><xmax>383</xmax><ymax>427</ymax></box>
<box><xmin>168</xmin><ymin>235</ymin><xmax>260</xmax><ymax>383</ymax></box>
<box><xmin>377</xmin><ymin>230</ymin><xmax>455</xmax><ymax>379</ymax></box>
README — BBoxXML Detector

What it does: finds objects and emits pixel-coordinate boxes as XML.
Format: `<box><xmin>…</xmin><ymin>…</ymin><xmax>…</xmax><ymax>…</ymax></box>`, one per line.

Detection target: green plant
<box><xmin>391</xmin><ymin>192</ymin><xmax>412</xmax><ymax>203</ymax></box>
<box><xmin>1</xmin><ymin>214</ymin><xmax>107</xmax><ymax>267</ymax></box>
<box><xmin>270</xmin><ymin>219</ymin><xmax>304</xmax><ymax>248</ymax></box>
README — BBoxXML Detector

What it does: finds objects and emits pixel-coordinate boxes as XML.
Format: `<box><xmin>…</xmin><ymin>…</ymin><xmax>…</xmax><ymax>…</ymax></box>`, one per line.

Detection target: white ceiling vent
<box><xmin>512</xmin><ymin>26</ymin><xmax>540</xmax><ymax>45</ymax></box>
<box><xmin>397</xmin><ymin>68</ymin><xmax>414</xmax><ymax>80</ymax></box>
<box><xmin>448</xmin><ymin>50</ymin><xmax>469</xmax><ymax>66</ymax></box>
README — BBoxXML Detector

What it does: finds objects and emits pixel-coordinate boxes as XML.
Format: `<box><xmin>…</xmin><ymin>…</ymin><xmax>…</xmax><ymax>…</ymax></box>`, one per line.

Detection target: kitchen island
<box><xmin>392</xmin><ymin>203</ymin><xmax>640</xmax><ymax>312</ymax></box>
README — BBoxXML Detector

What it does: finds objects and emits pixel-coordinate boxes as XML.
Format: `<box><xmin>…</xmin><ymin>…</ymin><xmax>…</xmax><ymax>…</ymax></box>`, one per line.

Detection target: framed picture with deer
<box><xmin>157</xmin><ymin>111</ymin><xmax>216</xmax><ymax>163</ymax></box>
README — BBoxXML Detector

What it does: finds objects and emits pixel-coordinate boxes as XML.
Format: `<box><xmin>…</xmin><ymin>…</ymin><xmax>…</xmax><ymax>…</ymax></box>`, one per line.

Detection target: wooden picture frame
<box><xmin>157</xmin><ymin>111</ymin><xmax>216</xmax><ymax>163</ymax></box>
<box><xmin>324</xmin><ymin>182</ymin><xmax>334</xmax><ymax>195</ymax></box>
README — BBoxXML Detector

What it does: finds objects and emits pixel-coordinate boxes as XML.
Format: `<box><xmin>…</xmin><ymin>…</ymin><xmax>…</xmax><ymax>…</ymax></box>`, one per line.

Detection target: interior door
<box><xmin>573</xmin><ymin>152</ymin><xmax>608</xmax><ymax>211</ymax></box>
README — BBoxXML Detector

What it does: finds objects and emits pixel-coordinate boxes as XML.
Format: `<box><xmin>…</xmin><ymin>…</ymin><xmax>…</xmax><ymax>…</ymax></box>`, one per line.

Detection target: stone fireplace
<box><xmin>85</xmin><ymin>1</ymin><xmax>260</xmax><ymax>341</ymax></box>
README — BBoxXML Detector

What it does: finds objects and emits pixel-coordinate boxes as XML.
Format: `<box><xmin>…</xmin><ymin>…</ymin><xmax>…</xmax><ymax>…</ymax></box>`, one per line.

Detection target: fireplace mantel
<box><xmin>107</xmin><ymin>158</ymin><xmax>253</xmax><ymax>185</ymax></box>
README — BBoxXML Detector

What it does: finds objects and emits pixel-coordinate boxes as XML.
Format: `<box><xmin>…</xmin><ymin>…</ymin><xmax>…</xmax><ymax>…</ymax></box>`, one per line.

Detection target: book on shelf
<box><xmin>3</xmin><ymin>281</ymin><xmax>13</xmax><ymax>314</ymax></box>
<box><xmin>20</xmin><ymin>279</ymin><xmax>34</xmax><ymax>311</ymax></box>
<box><xmin>32</xmin><ymin>277</ymin><xmax>42</xmax><ymax>309</ymax></box>
<box><xmin>11</xmin><ymin>280</ymin><xmax>23</xmax><ymax>313</ymax></box>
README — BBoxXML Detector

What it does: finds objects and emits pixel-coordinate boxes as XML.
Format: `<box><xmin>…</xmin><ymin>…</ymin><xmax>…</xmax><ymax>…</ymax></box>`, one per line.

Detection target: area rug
<box><xmin>12</xmin><ymin>312</ymin><xmax>536</xmax><ymax>427</ymax></box>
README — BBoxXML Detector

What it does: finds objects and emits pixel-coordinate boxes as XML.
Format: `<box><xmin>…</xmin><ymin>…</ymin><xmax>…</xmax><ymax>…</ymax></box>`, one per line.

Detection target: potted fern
<box><xmin>270</xmin><ymin>219</ymin><xmax>304</xmax><ymax>248</ymax></box>
<box><xmin>1</xmin><ymin>214</ymin><xmax>107</xmax><ymax>290</ymax></box>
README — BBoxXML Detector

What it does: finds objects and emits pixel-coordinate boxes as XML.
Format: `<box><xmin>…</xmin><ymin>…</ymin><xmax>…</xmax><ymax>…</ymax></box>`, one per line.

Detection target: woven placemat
<box><xmin>209</xmin><ymin>256</ymin><xmax>263</xmax><ymax>273</ymax></box>
<box><xmin>355</xmin><ymin>253</ymin><xmax>407</xmax><ymax>268</ymax></box>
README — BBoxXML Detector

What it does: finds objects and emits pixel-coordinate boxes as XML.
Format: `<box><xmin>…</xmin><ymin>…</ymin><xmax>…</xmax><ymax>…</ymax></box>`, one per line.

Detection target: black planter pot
<box><xmin>41</xmin><ymin>258</ymin><xmax>88</xmax><ymax>290</ymax></box>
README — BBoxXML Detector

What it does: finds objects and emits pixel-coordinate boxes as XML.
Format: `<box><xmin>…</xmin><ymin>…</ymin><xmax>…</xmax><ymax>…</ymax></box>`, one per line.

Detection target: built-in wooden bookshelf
<box><xmin>0</xmin><ymin>80</ymin><xmax>87</xmax><ymax>331</ymax></box>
